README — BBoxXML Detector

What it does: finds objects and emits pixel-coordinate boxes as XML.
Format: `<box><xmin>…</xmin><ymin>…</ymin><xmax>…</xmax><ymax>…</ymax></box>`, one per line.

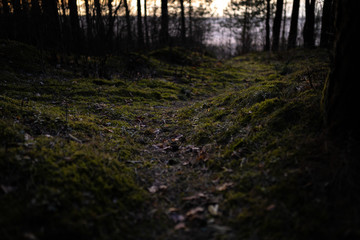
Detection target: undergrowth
<box><xmin>1</xmin><ymin>40</ymin><xmax>348</xmax><ymax>240</ymax></box>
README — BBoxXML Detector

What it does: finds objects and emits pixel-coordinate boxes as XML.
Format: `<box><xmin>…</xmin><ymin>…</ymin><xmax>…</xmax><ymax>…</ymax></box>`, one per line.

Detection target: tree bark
<box><xmin>188</xmin><ymin>0</ymin><xmax>193</xmax><ymax>39</ymax></box>
<box><xmin>272</xmin><ymin>0</ymin><xmax>283</xmax><ymax>51</ymax></box>
<box><xmin>323</xmin><ymin>0</ymin><xmax>360</xmax><ymax>189</ymax></box>
<box><xmin>137</xmin><ymin>0</ymin><xmax>144</xmax><ymax>47</ymax></box>
<box><xmin>2</xmin><ymin>0</ymin><xmax>9</xmax><ymax>15</ymax></box>
<box><xmin>287</xmin><ymin>0</ymin><xmax>300</xmax><ymax>49</ymax></box>
<box><xmin>264</xmin><ymin>0</ymin><xmax>271</xmax><ymax>51</ymax></box>
<box><xmin>42</xmin><ymin>0</ymin><xmax>61</xmax><ymax>49</ymax></box>
<box><xmin>180</xmin><ymin>0</ymin><xmax>186</xmax><ymax>44</ymax></box>
<box><xmin>94</xmin><ymin>0</ymin><xmax>105</xmax><ymax>39</ymax></box>
<box><xmin>144</xmin><ymin>0</ymin><xmax>150</xmax><ymax>47</ymax></box>
<box><xmin>160</xmin><ymin>0</ymin><xmax>169</xmax><ymax>44</ymax></box>
<box><xmin>123</xmin><ymin>0</ymin><xmax>133</xmax><ymax>46</ymax></box>
<box><xmin>303</xmin><ymin>0</ymin><xmax>315</xmax><ymax>48</ymax></box>
<box><xmin>320</xmin><ymin>0</ymin><xmax>334</xmax><ymax>48</ymax></box>
<box><xmin>68</xmin><ymin>0</ymin><xmax>81</xmax><ymax>51</ymax></box>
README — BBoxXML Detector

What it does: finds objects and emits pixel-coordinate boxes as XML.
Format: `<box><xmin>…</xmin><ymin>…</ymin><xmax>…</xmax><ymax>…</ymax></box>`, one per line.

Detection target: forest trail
<box><xmin>134</xmin><ymin>100</ymin><xmax>235</xmax><ymax>239</ymax></box>
<box><xmin>1</xmin><ymin>42</ymin><xmax>335</xmax><ymax>240</ymax></box>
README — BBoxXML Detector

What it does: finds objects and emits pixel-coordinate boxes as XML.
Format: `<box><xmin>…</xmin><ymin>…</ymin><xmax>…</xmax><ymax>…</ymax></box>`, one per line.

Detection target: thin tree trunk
<box><xmin>188</xmin><ymin>0</ymin><xmax>193</xmax><ymax>39</ymax></box>
<box><xmin>287</xmin><ymin>0</ymin><xmax>300</xmax><ymax>49</ymax></box>
<box><xmin>303</xmin><ymin>0</ymin><xmax>315</xmax><ymax>48</ymax></box>
<box><xmin>160</xmin><ymin>0</ymin><xmax>169</xmax><ymax>44</ymax></box>
<box><xmin>264</xmin><ymin>0</ymin><xmax>271</xmax><ymax>51</ymax></box>
<box><xmin>144</xmin><ymin>0</ymin><xmax>150</xmax><ymax>47</ymax></box>
<box><xmin>123</xmin><ymin>0</ymin><xmax>132</xmax><ymax>45</ymax></box>
<box><xmin>272</xmin><ymin>0</ymin><xmax>283</xmax><ymax>51</ymax></box>
<box><xmin>241</xmin><ymin>2</ymin><xmax>248</xmax><ymax>53</ymax></box>
<box><xmin>281</xmin><ymin>0</ymin><xmax>287</xmax><ymax>49</ymax></box>
<box><xmin>94</xmin><ymin>0</ymin><xmax>105</xmax><ymax>39</ymax></box>
<box><xmin>84</xmin><ymin>0</ymin><xmax>92</xmax><ymax>44</ymax></box>
<box><xmin>2</xmin><ymin>0</ymin><xmax>9</xmax><ymax>15</ymax></box>
<box><xmin>42</xmin><ymin>0</ymin><xmax>61</xmax><ymax>49</ymax></box>
<box><xmin>137</xmin><ymin>0</ymin><xmax>144</xmax><ymax>47</ymax></box>
<box><xmin>68</xmin><ymin>0</ymin><xmax>81</xmax><ymax>51</ymax></box>
<box><xmin>180</xmin><ymin>0</ymin><xmax>186</xmax><ymax>44</ymax></box>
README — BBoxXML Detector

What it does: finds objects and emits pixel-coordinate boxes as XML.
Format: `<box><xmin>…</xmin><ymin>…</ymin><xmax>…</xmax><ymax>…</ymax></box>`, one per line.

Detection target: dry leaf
<box><xmin>182</xmin><ymin>192</ymin><xmax>206</xmax><ymax>201</ymax></box>
<box><xmin>216</xmin><ymin>182</ymin><xmax>234</xmax><ymax>191</ymax></box>
<box><xmin>174</xmin><ymin>222</ymin><xmax>186</xmax><ymax>231</ymax></box>
<box><xmin>148</xmin><ymin>186</ymin><xmax>158</xmax><ymax>193</ymax></box>
<box><xmin>186</xmin><ymin>207</ymin><xmax>204</xmax><ymax>218</ymax></box>
<box><xmin>208</xmin><ymin>204</ymin><xmax>219</xmax><ymax>216</ymax></box>
<box><xmin>266</xmin><ymin>204</ymin><xmax>276</xmax><ymax>211</ymax></box>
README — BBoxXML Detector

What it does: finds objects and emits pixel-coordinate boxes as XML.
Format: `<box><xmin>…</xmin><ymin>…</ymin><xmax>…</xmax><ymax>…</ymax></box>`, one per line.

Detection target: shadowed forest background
<box><xmin>1</xmin><ymin>0</ymin><xmax>359</xmax><ymax>239</ymax></box>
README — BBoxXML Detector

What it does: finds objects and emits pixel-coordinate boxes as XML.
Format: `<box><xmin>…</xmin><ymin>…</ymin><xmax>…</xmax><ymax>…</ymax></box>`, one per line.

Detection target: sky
<box><xmin>211</xmin><ymin>0</ymin><xmax>231</xmax><ymax>16</ymax></box>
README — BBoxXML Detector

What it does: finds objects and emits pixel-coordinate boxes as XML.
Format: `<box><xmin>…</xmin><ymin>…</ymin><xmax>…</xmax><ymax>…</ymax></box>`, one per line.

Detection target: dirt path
<box><xmin>129</xmin><ymin>100</ymin><xmax>236</xmax><ymax>239</ymax></box>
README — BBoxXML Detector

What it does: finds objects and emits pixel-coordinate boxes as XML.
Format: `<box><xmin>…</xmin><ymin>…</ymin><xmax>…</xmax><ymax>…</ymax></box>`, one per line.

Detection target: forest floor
<box><xmin>1</xmin><ymin>40</ymin><xmax>359</xmax><ymax>240</ymax></box>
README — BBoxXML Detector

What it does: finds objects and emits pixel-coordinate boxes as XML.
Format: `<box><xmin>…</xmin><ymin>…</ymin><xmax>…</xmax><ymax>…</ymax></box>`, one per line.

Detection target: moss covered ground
<box><xmin>1</xmin><ymin>40</ymin><xmax>357</xmax><ymax>239</ymax></box>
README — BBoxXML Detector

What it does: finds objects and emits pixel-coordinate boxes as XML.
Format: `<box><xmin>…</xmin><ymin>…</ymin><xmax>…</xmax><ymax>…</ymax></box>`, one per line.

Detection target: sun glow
<box><xmin>211</xmin><ymin>0</ymin><xmax>231</xmax><ymax>16</ymax></box>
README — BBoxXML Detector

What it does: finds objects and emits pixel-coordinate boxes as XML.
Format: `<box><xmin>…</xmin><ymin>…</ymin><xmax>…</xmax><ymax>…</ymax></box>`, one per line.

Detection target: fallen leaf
<box><xmin>174</xmin><ymin>222</ymin><xmax>186</xmax><ymax>231</ymax></box>
<box><xmin>208</xmin><ymin>204</ymin><xmax>219</xmax><ymax>216</ymax></box>
<box><xmin>168</xmin><ymin>207</ymin><xmax>180</xmax><ymax>213</ymax></box>
<box><xmin>182</xmin><ymin>192</ymin><xmax>206</xmax><ymax>201</ymax></box>
<box><xmin>148</xmin><ymin>186</ymin><xmax>158</xmax><ymax>193</ymax></box>
<box><xmin>266</xmin><ymin>204</ymin><xmax>276</xmax><ymax>211</ymax></box>
<box><xmin>209</xmin><ymin>224</ymin><xmax>231</xmax><ymax>233</ymax></box>
<box><xmin>216</xmin><ymin>182</ymin><xmax>234</xmax><ymax>191</ymax></box>
<box><xmin>1</xmin><ymin>185</ymin><xmax>15</xmax><ymax>194</ymax></box>
<box><xmin>186</xmin><ymin>207</ymin><xmax>204</xmax><ymax>218</ymax></box>
<box><xmin>169</xmin><ymin>213</ymin><xmax>185</xmax><ymax>223</ymax></box>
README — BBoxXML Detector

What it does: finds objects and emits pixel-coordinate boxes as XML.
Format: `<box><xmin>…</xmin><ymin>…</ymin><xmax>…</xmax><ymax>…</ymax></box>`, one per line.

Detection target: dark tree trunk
<box><xmin>144</xmin><ymin>0</ymin><xmax>150</xmax><ymax>47</ymax></box>
<box><xmin>84</xmin><ymin>0</ymin><xmax>92</xmax><ymax>44</ymax></box>
<box><xmin>320</xmin><ymin>0</ymin><xmax>334</xmax><ymax>48</ymax></box>
<box><xmin>188</xmin><ymin>0</ymin><xmax>193</xmax><ymax>39</ymax></box>
<box><xmin>180</xmin><ymin>0</ymin><xmax>186</xmax><ymax>44</ymax></box>
<box><xmin>303</xmin><ymin>0</ymin><xmax>315</xmax><ymax>48</ymax></box>
<box><xmin>68</xmin><ymin>0</ymin><xmax>81</xmax><ymax>51</ymax></box>
<box><xmin>281</xmin><ymin>0</ymin><xmax>287</xmax><ymax>49</ymax></box>
<box><xmin>323</xmin><ymin>0</ymin><xmax>360</xmax><ymax>190</ymax></box>
<box><xmin>94</xmin><ymin>0</ymin><xmax>105</xmax><ymax>40</ymax></box>
<box><xmin>11</xmin><ymin>0</ymin><xmax>22</xmax><ymax>39</ymax></box>
<box><xmin>2</xmin><ymin>0</ymin><xmax>9</xmax><ymax>15</ymax></box>
<box><xmin>272</xmin><ymin>0</ymin><xmax>283</xmax><ymax>51</ymax></box>
<box><xmin>264</xmin><ymin>0</ymin><xmax>271</xmax><ymax>51</ymax></box>
<box><xmin>287</xmin><ymin>0</ymin><xmax>300</xmax><ymax>49</ymax></box>
<box><xmin>30</xmin><ymin>0</ymin><xmax>41</xmax><ymax>44</ymax></box>
<box><xmin>137</xmin><ymin>0</ymin><xmax>144</xmax><ymax>47</ymax></box>
<box><xmin>160</xmin><ymin>0</ymin><xmax>169</xmax><ymax>44</ymax></box>
<box><xmin>123</xmin><ymin>0</ymin><xmax>133</xmax><ymax>46</ymax></box>
<box><xmin>42</xmin><ymin>0</ymin><xmax>61</xmax><ymax>49</ymax></box>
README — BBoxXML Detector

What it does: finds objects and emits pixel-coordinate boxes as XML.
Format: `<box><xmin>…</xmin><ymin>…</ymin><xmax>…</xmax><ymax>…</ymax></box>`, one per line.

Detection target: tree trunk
<box><xmin>272</xmin><ymin>0</ymin><xmax>283</xmax><ymax>51</ymax></box>
<box><xmin>123</xmin><ymin>0</ymin><xmax>133</xmax><ymax>46</ymax></box>
<box><xmin>264</xmin><ymin>0</ymin><xmax>271</xmax><ymax>51</ymax></box>
<box><xmin>137</xmin><ymin>0</ymin><xmax>144</xmax><ymax>47</ymax></box>
<box><xmin>188</xmin><ymin>0</ymin><xmax>193</xmax><ymax>39</ymax></box>
<box><xmin>287</xmin><ymin>0</ymin><xmax>300</xmax><ymax>49</ymax></box>
<box><xmin>180</xmin><ymin>0</ymin><xmax>186</xmax><ymax>44</ymax></box>
<box><xmin>320</xmin><ymin>0</ymin><xmax>334</xmax><ymax>48</ymax></box>
<box><xmin>42</xmin><ymin>0</ymin><xmax>61</xmax><ymax>49</ymax></box>
<box><xmin>323</xmin><ymin>0</ymin><xmax>360</xmax><ymax>190</ymax></box>
<box><xmin>2</xmin><ymin>0</ymin><xmax>9</xmax><ymax>15</ymax></box>
<box><xmin>281</xmin><ymin>0</ymin><xmax>287</xmax><ymax>49</ymax></box>
<box><xmin>303</xmin><ymin>0</ymin><xmax>315</xmax><ymax>48</ymax></box>
<box><xmin>84</xmin><ymin>0</ymin><xmax>92</xmax><ymax>44</ymax></box>
<box><xmin>144</xmin><ymin>0</ymin><xmax>150</xmax><ymax>47</ymax></box>
<box><xmin>160</xmin><ymin>0</ymin><xmax>169</xmax><ymax>44</ymax></box>
<box><xmin>68</xmin><ymin>0</ymin><xmax>81</xmax><ymax>51</ymax></box>
<box><xmin>94</xmin><ymin>0</ymin><xmax>105</xmax><ymax>40</ymax></box>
